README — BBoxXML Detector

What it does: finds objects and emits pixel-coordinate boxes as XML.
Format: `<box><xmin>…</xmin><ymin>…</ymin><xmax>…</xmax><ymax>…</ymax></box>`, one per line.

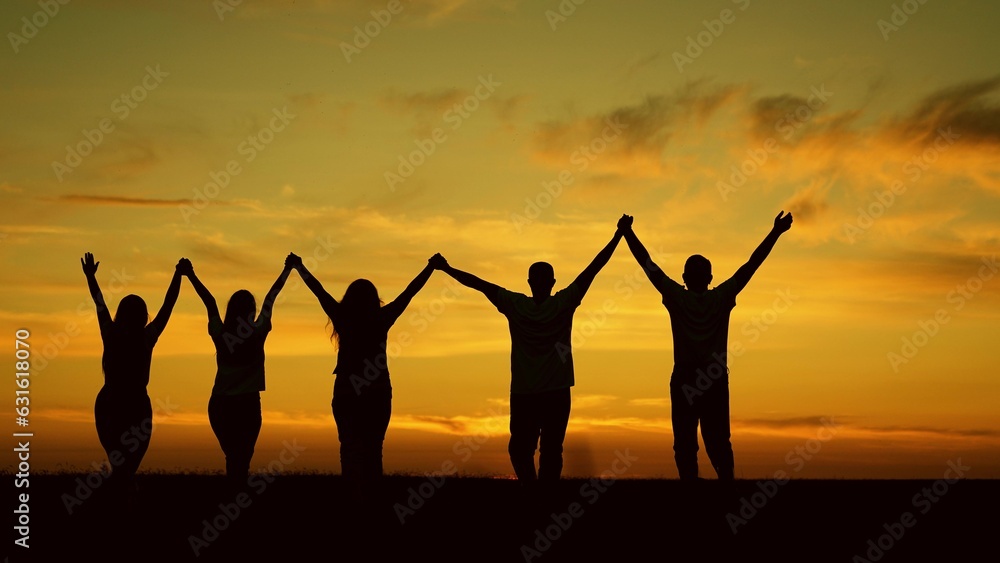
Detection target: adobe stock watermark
<box><xmin>727</xmin><ymin>417</ymin><xmax>840</xmax><ymax>534</ymax></box>
<box><xmin>384</xmin><ymin>75</ymin><xmax>500</xmax><ymax>192</ymax></box>
<box><xmin>347</xmin><ymin>277</ymin><xmax>465</xmax><ymax>394</ymax></box>
<box><xmin>554</xmin><ymin>246</ymin><xmax>672</xmax><ymax>362</ymax></box>
<box><xmin>341</xmin><ymin>0</ymin><xmax>411</xmax><ymax>63</ymax></box>
<box><xmin>34</xmin><ymin>266</ymin><xmax>136</xmax><ymax>375</ymax></box>
<box><xmin>520</xmin><ymin>449</ymin><xmax>638</xmax><ymax>561</ymax></box>
<box><xmin>843</xmin><ymin>127</ymin><xmax>958</xmax><ymax>243</ymax></box>
<box><xmin>393</xmin><ymin>403</ymin><xmax>508</xmax><ymax>524</ymax></box>
<box><xmin>61</xmin><ymin>397</ymin><xmax>181</xmax><ymax>515</ymax></box>
<box><xmin>851</xmin><ymin>459</ymin><xmax>969</xmax><ymax>563</ymax></box>
<box><xmin>212</xmin><ymin>0</ymin><xmax>244</xmax><ymax>21</ymax></box>
<box><xmin>282</xmin><ymin>249</ymin><xmax>461</xmax><ymax>397</ymax></box>
<box><xmin>679</xmin><ymin>287</ymin><xmax>798</xmax><ymax>404</ymax></box>
<box><xmin>887</xmin><ymin>255</ymin><xmax>997</xmax><ymax>372</ymax></box>
<box><xmin>266</xmin><ymin>235</ymin><xmax>343</xmax><ymax>315</ymax></box>
<box><xmin>718</xmin><ymin>84</ymin><xmax>833</xmax><ymax>201</ymax></box>
<box><xmin>51</xmin><ymin>65</ymin><xmax>169</xmax><ymax>182</ymax></box>
<box><xmin>7</xmin><ymin>0</ymin><xmax>71</xmax><ymax>54</ymax></box>
<box><xmin>673</xmin><ymin>0</ymin><xmax>751</xmax><ymax>73</ymax></box>
<box><xmin>190</xmin><ymin>238</ymin><xmax>339</xmax><ymax>353</ymax></box>
<box><xmin>510</xmin><ymin>116</ymin><xmax>627</xmax><ymax>233</ymax></box>
<box><xmin>545</xmin><ymin>0</ymin><xmax>588</xmax><ymax>31</ymax></box>
<box><xmin>180</xmin><ymin>105</ymin><xmax>296</xmax><ymax>222</ymax></box>
<box><xmin>877</xmin><ymin>0</ymin><xmax>931</xmax><ymax>41</ymax></box>
<box><xmin>188</xmin><ymin>439</ymin><xmax>307</xmax><ymax>556</ymax></box>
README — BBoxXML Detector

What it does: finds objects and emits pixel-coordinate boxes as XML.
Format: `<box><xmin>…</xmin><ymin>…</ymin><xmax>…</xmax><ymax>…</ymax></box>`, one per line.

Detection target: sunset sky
<box><xmin>2</xmin><ymin>0</ymin><xmax>998</xmax><ymax>480</ymax></box>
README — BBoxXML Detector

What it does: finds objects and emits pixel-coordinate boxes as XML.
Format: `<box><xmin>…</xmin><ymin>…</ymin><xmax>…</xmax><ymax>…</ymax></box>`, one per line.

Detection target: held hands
<box><xmin>176</xmin><ymin>257</ymin><xmax>193</xmax><ymax>276</ymax></box>
<box><xmin>81</xmin><ymin>252</ymin><xmax>99</xmax><ymax>276</ymax></box>
<box><xmin>285</xmin><ymin>253</ymin><xmax>303</xmax><ymax>270</ymax></box>
<box><xmin>429</xmin><ymin>253</ymin><xmax>448</xmax><ymax>270</ymax></box>
<box><xmin>617</xmin><ymin>214</ymin><xmax>634</xmax><ymax>233</ymax></box>
<box><xmin>773</xmin><ymin>211</ymin><xmax>793</xmax><ymax>234</ymax></box>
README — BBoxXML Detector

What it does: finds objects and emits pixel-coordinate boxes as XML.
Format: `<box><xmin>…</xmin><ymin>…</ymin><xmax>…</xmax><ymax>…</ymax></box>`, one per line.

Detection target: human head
<box><xmin>224</xmin><ymin>290</ymin><xmax>257</xmax><ymax>328</ymax></box>
<box><xmin>331</xmin><ymin>279</ymin><xmax>383</xmax><ymax>345</ymax></box>
<box><xmin>104</xmin><ymin>294</ymin><xmax>150</xmax><ymax>377</ymax></box>
<box><xmin>114</xmin><ymin>294</ymin><xmax>149</xmax><ymax>330</ymax></box>
<box><xmin>682</xmin><ymin>254</ymin><xmax>712</xmax><ymax>290</ymax></box>
<box><xmin>342</xmin><ymin>279</ymin><xmax>381</xmax><ymax>312</ymax></box>
<box><xmin>528</xmin><ymin>262</ymin><xmax>555</xmax><ymax>297</ymax></box>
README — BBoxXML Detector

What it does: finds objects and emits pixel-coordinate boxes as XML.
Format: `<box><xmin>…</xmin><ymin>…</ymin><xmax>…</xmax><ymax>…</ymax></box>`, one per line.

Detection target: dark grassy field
<box><xmin>6</xmin><ymin>472</ymin><xmax>995</xmax><ymax>562</ymax></box>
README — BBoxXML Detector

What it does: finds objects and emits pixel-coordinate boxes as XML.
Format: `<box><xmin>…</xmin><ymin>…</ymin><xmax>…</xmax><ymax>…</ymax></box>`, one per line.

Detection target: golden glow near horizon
<box><xmin>2</xmin><ymin>0</ymin><xmax>999</xmax><ymax>478</ymax></box>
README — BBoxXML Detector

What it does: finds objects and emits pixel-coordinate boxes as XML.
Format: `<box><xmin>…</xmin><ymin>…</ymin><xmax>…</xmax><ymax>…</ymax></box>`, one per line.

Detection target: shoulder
<box><xmin>144</xmin><ymin>323</ymin><xmax>162</xmax><ymax>347</ymax></box>
<box><xmin>377</xmin><ymin>303</ymin><xmax>401</xmax><ymax>327</ymax></box>
<box><xmin>657</xmin><ymin>276</ymin><xmax>684</xmax><ymax>293</ymax></box>
<box><xmin>714</xmin><ymin>277</ymin><xmax>739</xmax><ymax>298</ymax></box>
<box><xmin>656</xmin><ymin>276</ymin><xmax>685</xmax><ymax>303</ymax></box>
<box><xmin>497</xmin><ymin>287</ymin><xmax>525</xmax><ymax>304</ymax></box>
<box><xmin>555</xmin><ymin>282</ymin><xmax>583</xmax><ymax>305</ymax></box>
<box><xmin>710</xmin><ymin>280</ymin><xmax>739</xmax><ymax>307</ymax></box>
<box><xmin>248</xmin><ymin>317</ymin><xmax>272</xmax><ymax>341</ymax></box>
<box><xmin>497</xmin><ymin>287</ymin><xmax>520</xmax><ymax>299</ymax></box>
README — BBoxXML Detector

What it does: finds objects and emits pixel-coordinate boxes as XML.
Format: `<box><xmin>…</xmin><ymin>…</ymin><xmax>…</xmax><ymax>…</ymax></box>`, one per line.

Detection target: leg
<box><xmin>701</xmin><ymin>381</ymin><xmax>734</xmax><ymax>481</ymax></box>
<box><xmin>332</xmin><ymin>386</ymin><xmax>363</xmax><ymax>482</ymax></box>
<box><xmin>362</xmin><ymin>387</ymin><xmax>391</xmax><ymax>477</ymax></box>
<box><xmin>538</xmin><ymin>388</ymin><xmax>571</xmax><ymax>482</ymax></box>
<box><xmin>94</xmin><ymin>387</ymin><xmax>118</xmax><ymax>466</ymax></box>
<box><xmin>117</xmin><ymin>395</ymin><xmax>153</xmax><ymax>486</ymax></box>
<box><xmin>670</xmin><ymin>378</ymin><xmax>700</xmax><ymax>480</ymax></box>
<box><xmin>360</xmin><ymin>387</ymin><xmax>392</xmax><ymax>494</ymax></box>
<box><xmin>508</xmin><ymin>392</ymin><xmax>541</xmax><ymax>483</ymax></box>
<box><xmin>227</xmin><ymin>393</ymin><xmax>262</xmax><ymax>485</ymax></box>
<box><xmin>209</xmin><ymin>395</ymin><xmax>240</xmax><ymax>479</ymax></box>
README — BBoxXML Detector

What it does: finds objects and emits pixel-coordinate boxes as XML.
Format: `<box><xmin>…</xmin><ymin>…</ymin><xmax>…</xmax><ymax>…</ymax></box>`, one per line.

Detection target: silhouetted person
<box><xmin>81</xmin><ymin>252</ymin><xmax>183</xmax><ymax>501</ymax></box>
<box><xmin>434</xmin><ymin>225</ymin><xmax>623</xmax><ymax>486</ymax></box>
<box><xmin>180</xmin><ymin>256</ymin><xmax>292</xmax><ymax>488</ymax></box>
<box><xmin>288</xmin><ymin>252</ymin><xmax>440</xmax><ymax>499</ymax></box>
<box><xmin>619</xmin><ymin>212</ymin><xmax>793</xmax><ymax>480</ymax></box>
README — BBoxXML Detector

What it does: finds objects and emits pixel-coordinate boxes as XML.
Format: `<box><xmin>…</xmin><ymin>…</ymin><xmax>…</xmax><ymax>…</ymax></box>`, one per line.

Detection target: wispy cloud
<box><xmin>734</xmin><ymin>416</ymin><xmax>1000</xmax><ymax>443</ymax></box>
<box><xmin>783</xmin><ymin>177</ymin><xmax>833</xmax><ymax>227</ymax></box>
<box><xmin>572</xmin><ymin>394</ymin><xmax>619</xmax><ymax>409</ymax></box>
<box><xmin>628</xmin><ymin>398</ymin><xmax>669</xmax><ymax>407</ymax></box>
<box><xmin>0</xmin><ymin>225</ymin><xmax>81</xmax><ymax>235</ymax></box>
<box><xmin>889</xmin><ymin>75</ymin><xmax>1000</xmax><ymax>147</ymax></box>
<box><xmin>531</xmin><ymin>81</ymin><xmax>745</xmax><ymax>178</ymax></box>
<box><xmin>54</xmin><ymin>195</ymin><xmax>190</xmax><ymax>207</ymax></box>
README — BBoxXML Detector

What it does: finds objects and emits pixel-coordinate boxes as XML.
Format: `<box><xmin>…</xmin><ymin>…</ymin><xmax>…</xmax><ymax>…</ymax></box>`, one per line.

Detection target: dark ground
<box><xmin>6</xmin><ymin>472</ymin><xmax>996</xmax><ymax>562</ymax></box>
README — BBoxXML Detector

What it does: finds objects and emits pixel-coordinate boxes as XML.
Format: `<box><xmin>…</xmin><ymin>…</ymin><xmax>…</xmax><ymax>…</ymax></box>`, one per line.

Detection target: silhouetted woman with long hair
<box><xmin>180</xmin><ymin>256</ymin><xmax>292</xmax><ymax>488</ymax></box>
<box><xmin>288</xmin><ymin>252</ymin><xmax>442</xmax><ymax>498</ymax></box>
<box><xmin>81</xmin><ymin>252</ymin><xmax>183</xmax><ymax>500</ymax></box>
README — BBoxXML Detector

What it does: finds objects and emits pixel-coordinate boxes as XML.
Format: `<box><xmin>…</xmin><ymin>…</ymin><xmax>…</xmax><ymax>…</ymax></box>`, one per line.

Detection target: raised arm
<box><xmin>383</xmin><ymin>256</ymin><xmax>437</xmax><ymax>322</ymax></box>
<box><xmin>258</xmin><ymin>259</ymin><xmax>294</xmax><ymax>323</ymax></box>
<box><xmin>180</xmin><ymin>259</ymin><xmax>221</xmax><ymax>323</ymax></box>
<box><xmin>81</xmin><ymin>252</ymin><xmax>112</xmax><ymax>328</ymax></box>
<box><xmin>287</xmin><ymin>253</ymin><xmax>338</xmax><ymax>318</ymax></box>
<box><xmin>437</xmin><ymin>255</ymin><xmax>503</xmax><ymax>308</ymax></box>
<box><xmin>726</xmin><ymin>211</ymin><xmax>793</xmax><ymax>295</ymax></box>
<box><xmin>620</xmin><ymin>215</ymin><xmax>670</xmax><ymax>288</ymax></box>
<box><xmin>148</xmin><ymin>259</ymin><xmax>185</xmax><ymax>337</ymax></box>
<box><xmin>572</xmin><ymin>220</ymin><xmax>625</xmax><ymax>295</ymax></box>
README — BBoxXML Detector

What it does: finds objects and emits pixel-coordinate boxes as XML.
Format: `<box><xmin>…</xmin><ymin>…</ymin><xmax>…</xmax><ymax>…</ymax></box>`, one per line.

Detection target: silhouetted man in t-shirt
<box><xmin>619</xmin><ymin>212</ymin><xmax>793</xmax><ymax>480</ymax></box>
<box><xmin>435</xmin><ymin>222</ymin><xmax>624</xmax><ymax>484</ymax></box>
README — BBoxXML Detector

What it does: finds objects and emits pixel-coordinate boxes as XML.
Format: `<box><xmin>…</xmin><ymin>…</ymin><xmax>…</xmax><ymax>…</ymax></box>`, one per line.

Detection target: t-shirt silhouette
<box><xmin>208</xmin><ymin>316</ymin><xmax>270</xmax><ymax>395</ymax></box>
<box><xmin>495</xmin><ymin>281</ymin><xmax>583</xmax><ymax>394</ymax></box>
<box><xmin>655</xmin><ymin>276</ymin><xmax>739</xmax><ymax>377</ymax></box>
